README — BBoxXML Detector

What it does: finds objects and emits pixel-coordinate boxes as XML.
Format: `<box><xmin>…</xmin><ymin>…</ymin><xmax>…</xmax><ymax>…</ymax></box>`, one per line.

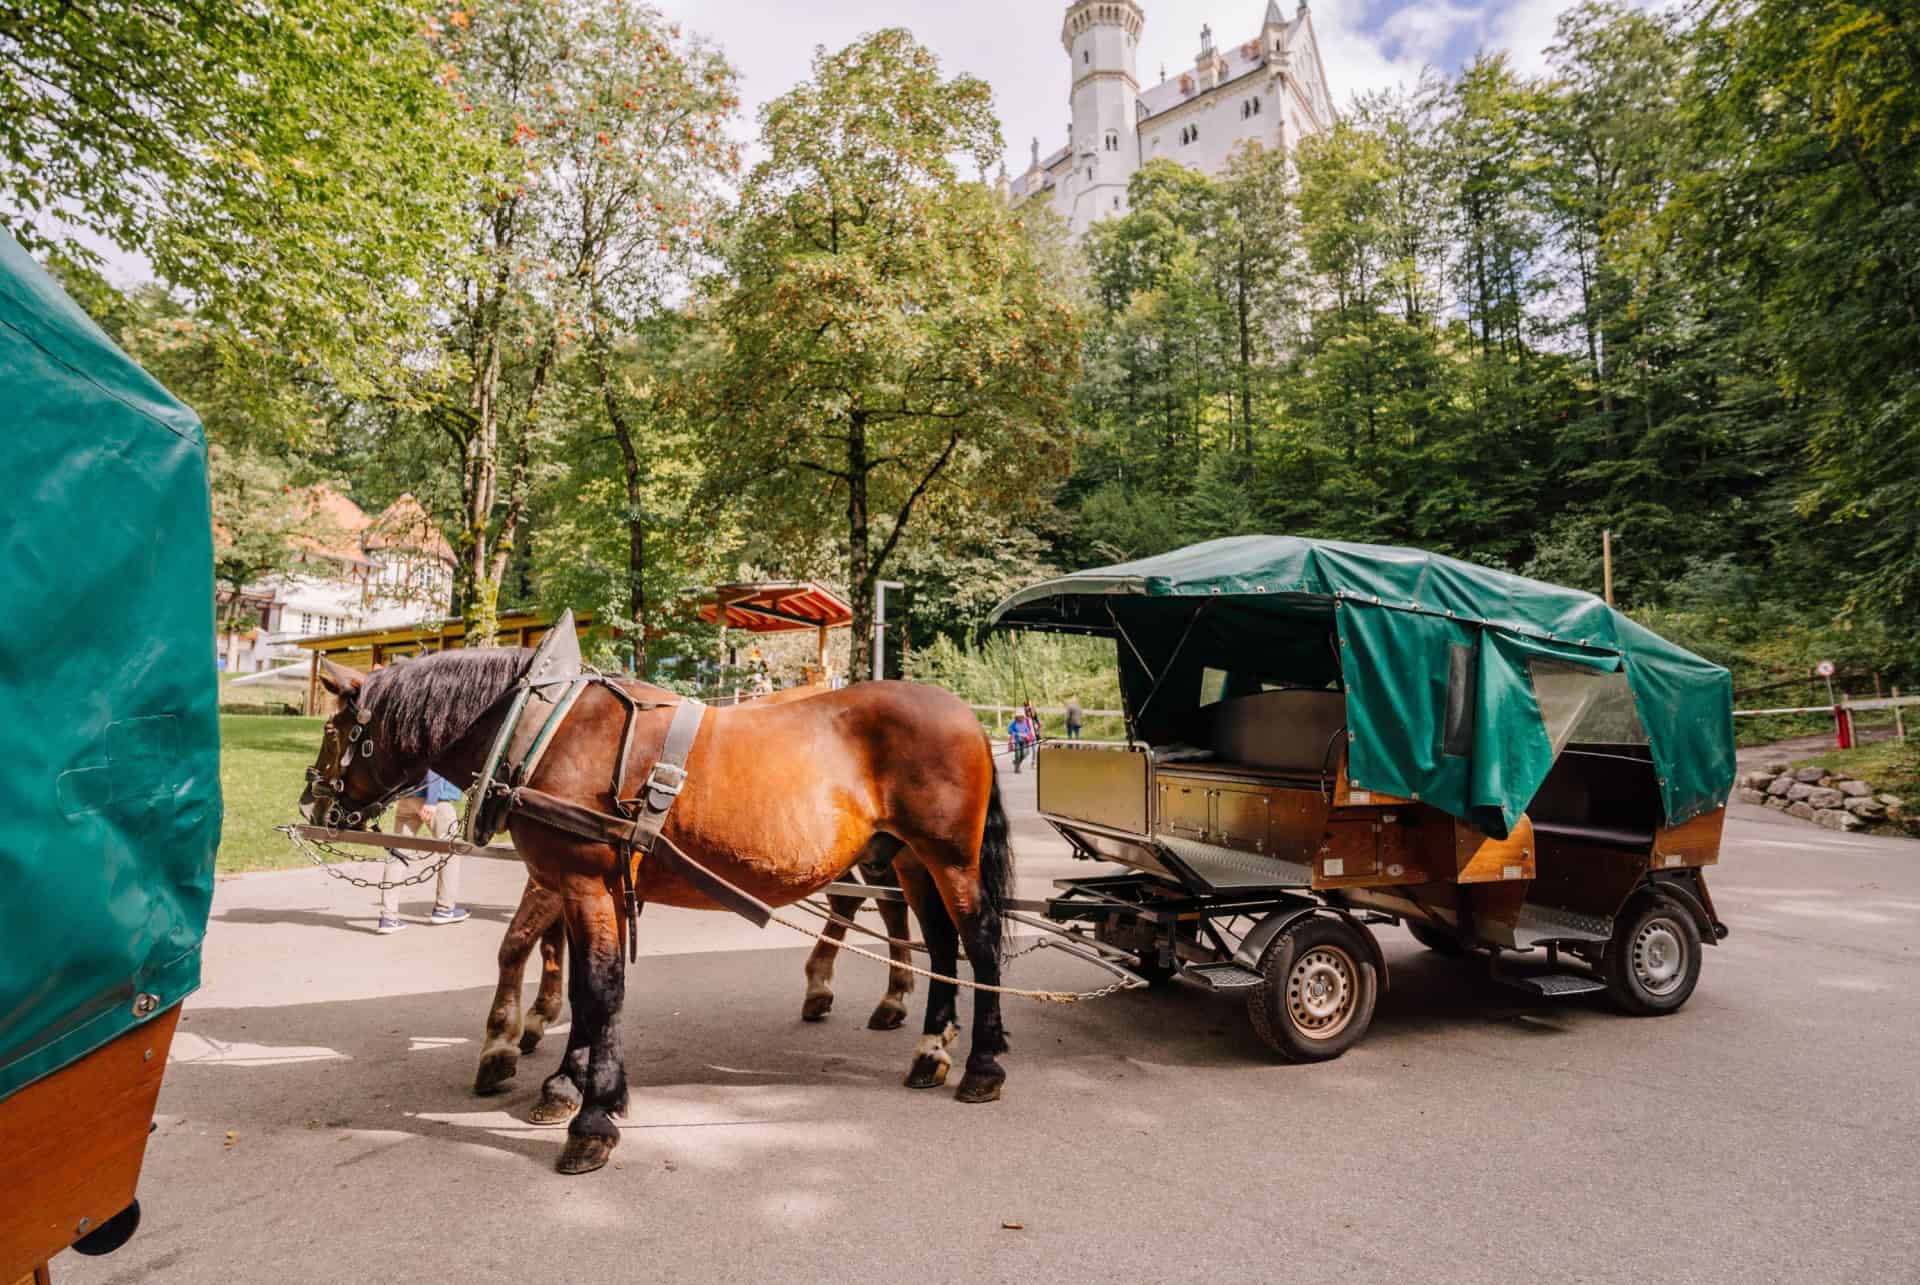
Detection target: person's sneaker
<box><xmin>374</xmin><ymin>917</ymin><xmax>407</xmax><ymax>935</ymax></box>
<box><xmin>430</xmin><ymin>905</ymin><xmax>471</xmax><ymax>925</ymax></box>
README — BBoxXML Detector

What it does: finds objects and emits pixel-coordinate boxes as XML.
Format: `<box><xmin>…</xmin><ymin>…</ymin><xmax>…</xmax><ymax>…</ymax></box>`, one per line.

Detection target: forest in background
<box><xmin>7</xmin><ymin>0</ymin><xmax>1916</xmax><ymax>709</ymax></box>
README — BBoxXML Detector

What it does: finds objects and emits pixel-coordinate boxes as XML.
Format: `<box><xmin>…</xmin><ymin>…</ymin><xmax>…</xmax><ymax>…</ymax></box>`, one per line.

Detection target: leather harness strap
<box><xmin>508</xmin><ymin>784</ymin><xmax>772</xmax><ymax>929</ymax></box>
<box><xmin>613</xmin><ymin>696</ymin><xmax>708</xmax><ymax>960</ymax></box>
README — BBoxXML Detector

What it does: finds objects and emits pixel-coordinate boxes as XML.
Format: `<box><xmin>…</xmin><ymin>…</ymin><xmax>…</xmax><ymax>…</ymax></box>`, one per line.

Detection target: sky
<box><xmin>653</xmin><ymin>0</ymin><xmax>1612</xmax><ymax>181</ymax></box>
<box><xmin>76</xmin><ymin>0</ymin><xmax>1610</xmax><ymax>285</ymax></box>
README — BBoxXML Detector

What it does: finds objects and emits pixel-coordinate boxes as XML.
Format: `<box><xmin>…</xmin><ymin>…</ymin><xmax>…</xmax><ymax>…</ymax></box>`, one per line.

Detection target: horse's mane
<box><xmin>359</xmin><ymin>647</ymin><xmax>534</xmax><ymax>761</ymax></box>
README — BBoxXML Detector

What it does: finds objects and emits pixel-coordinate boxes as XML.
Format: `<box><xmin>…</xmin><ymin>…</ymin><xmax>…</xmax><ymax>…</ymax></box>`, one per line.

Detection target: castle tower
<box><xmin>1060</xmin><ymin>0</ymin><xmax>1145</xmax><ymax>230</ymax></box>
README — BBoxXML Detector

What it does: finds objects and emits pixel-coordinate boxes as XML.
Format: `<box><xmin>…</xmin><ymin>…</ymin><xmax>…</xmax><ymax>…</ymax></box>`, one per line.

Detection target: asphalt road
<box><xmin>58</xmin><ymin>771</ymin><xmax>1920</xmax><ymax>1284</ymax></box>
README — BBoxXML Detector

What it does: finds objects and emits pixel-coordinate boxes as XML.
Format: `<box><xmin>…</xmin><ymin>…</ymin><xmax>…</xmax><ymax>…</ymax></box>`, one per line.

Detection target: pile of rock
<box><xmin>1734</xmin><ymin>763</ymin><xmax>1906</xmax><ymax>832</ymax></box>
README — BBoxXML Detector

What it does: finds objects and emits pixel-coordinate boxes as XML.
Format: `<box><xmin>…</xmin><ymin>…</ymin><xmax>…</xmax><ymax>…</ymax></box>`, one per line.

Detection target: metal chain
<box><xmin>284</xmin><ymin>824</ymin><xmax>455</xmax><ymax>892</ymax></box>
<box><xmin>766</xmin><ymin>908</ymin><xmax>1134</xmax><ymax>1005</ymax></box>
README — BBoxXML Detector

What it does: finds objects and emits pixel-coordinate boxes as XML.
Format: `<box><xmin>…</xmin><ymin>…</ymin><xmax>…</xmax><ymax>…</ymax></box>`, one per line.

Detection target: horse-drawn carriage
<box><xmin>988</xmin><ymin>536</ymin><xmax>1735</xmax><ymax>1060</ymax></box>
<box><xmin>0</xmin><ymin>229</ymin><xmax>221</xmax><ymax>1281</ymax></box>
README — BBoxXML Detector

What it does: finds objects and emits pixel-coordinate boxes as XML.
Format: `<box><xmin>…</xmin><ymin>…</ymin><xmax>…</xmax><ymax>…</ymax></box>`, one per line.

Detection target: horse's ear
<box><xmin>318</xmin><ymin>658</ymin><xmax>366</xmax><ymax>698</ymax></box>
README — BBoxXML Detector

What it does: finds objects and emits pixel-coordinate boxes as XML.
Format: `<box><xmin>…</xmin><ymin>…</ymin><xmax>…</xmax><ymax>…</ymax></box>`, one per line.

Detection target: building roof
<box><xmin>695</xmin><ymin>581</ymin><xmax>853</xmax><ymax>633</ymax></box>
<box><xmin>287</xmin><ymin>484</ymin><xmax>455</xmax><ymax>568</ymax></box>
<box><xmin>364</xmin><ymin>492</ymin><xmax>456</xmax><ymax>562</ymax></box>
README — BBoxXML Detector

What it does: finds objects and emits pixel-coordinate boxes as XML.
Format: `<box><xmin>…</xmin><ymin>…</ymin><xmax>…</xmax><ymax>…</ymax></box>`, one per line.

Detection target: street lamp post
<box><xmin>873</xmin><ymin>580</ymin><xmax>905</xmax><ymax>681</ymax></box>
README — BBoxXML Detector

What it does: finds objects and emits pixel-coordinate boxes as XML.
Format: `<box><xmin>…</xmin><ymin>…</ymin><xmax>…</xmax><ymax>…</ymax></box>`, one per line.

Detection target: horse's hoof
<box><xmin>954</xmin><ymin>1068</ymin><xmax>1005</xmax><ymax>1104</ymax></box>
<box><xmin>903</xmin><ymin>1054</ymin><xmax>951</xmax><ymax>1089</ymax></box>
<box><xmin>867</xmin><ymin>1003</ymin><xmax>908</xmax><ymax>1031</ymax></box>
<box><xmin>526</xmin><ymin>1097</ymin><xmax>580</xmax><ymax>1127</ymax></box>
<box><xmin>518</xmin><ymin>1027</ymin><xmax>547</xmax><ymax>1056</ymax></box>
<box><xmin>801</xmin><ymin>993</ymin><xmax>834</xmax><ymax>1022</ymax></box>
<box><xmin>473</xmin><ymin>1054</ymin><xmax>518</xmax><ymax>1096</ymax></box>
<box><xmin>555</xmin><ymin>1134</ymin><xmax>616</xmax><ymax>1175</ymax></box>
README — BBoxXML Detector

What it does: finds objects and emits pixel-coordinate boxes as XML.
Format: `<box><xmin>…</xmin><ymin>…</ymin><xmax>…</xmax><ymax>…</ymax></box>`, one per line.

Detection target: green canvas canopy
<box><xmin>0</xmin><ymin>228</ymin><xmax>221</xmax><ymax>1100</ymax></box>
<box><xmin>989</xmin><ymin>536</ymin><xmax>1734</xmax><ymax>839</ymax></box>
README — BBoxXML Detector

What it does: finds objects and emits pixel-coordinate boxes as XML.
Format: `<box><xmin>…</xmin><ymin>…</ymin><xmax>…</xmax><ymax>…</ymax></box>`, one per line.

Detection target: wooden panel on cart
<box><xmin>1153</xmin><ymin>768</ymin><xmax>1332</xmax><ymax>863</ymax></box>
<box><xmin>1651</xmin><ymin>806</ymin><xmax>1725</xmax><ymax>869</ymax></box>
<box><xmin>1037</xmin><ymin>745</ymin><xmax>1151</xmax><ymax>836</ymax></box>
<box><xmin>0</xmin><ymin>1005</ymin><xmax>180</xmax><ymax>1283</ymax></box>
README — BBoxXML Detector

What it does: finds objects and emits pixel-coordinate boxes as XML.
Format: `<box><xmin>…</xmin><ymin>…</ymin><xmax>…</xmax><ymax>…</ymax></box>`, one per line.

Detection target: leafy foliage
<box><xmin>695</xmin><ymin>29</ymin><xmax>1082</xmax><ymax>678</ymax></box>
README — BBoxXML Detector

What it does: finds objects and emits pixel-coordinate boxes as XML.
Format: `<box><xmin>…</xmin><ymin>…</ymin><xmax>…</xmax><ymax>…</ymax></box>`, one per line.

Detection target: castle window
<box><xmin>1113</xmin><ymin>196</ymin><xmax>1121</xmax><ymax>209</ymax></box>
<box><xmin>1105</xmin><ymin>130</ymin><xmax>1118</xmax><ymax>151</ymax></box>
<box><xmin>1084</xmin><ymin>50</ymin><xmax>1090</xmax><ymax>64</ymax></box>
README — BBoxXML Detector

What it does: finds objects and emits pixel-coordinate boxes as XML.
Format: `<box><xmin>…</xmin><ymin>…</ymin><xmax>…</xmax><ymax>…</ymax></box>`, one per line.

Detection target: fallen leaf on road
<box><xmin>1001</xmin><ymin>1221</ymin><xmax>1024</xmax><ymax>1231</ymax></box>
<box><xmin>224</xmin><ymin>1130</ymin><xmax>238</xmax><ymax>1148</ymax></box>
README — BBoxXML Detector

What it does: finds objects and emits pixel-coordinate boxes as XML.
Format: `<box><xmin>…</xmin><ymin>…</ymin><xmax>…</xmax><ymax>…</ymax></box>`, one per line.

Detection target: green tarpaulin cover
<box><xmin>989</xmin><ymin>536</ymin><xmax>1734</xmax><ymax>838</ymax></box>
<box><xmin>0</xmin><ymin>227</ymin><xmax>220</xmax><ymax>1100</ymax></box>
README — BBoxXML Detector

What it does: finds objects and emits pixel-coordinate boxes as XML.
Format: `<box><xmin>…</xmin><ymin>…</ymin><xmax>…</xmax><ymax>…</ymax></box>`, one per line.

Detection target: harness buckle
<box><xmin>645</xmin><ymin>762</ymin><xmax>688</xmax><ymax>800</ymax></box>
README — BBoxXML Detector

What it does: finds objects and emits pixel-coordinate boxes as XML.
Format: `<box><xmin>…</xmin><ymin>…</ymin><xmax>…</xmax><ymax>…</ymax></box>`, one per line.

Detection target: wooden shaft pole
<box><xmin>1896</xmin><ymin>687</ymin><xmax>1907</xmax><ymax>743</ymax></box>
<box><xmin>1602</xmin><ymin>529</ymin><xmax>1614</xmax><ymax>606</ymax></box>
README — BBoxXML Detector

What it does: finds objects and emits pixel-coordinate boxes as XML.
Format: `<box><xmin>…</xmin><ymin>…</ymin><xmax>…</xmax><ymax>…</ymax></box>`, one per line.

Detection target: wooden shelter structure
<box><xmin>293</xmin><ymin>610</ymin><xmax>593</xmax><ymax>715</ymax></box>
<box><xmin>694</xmin><ymin>581</ymin><xmax>853</xmax><ymax>684</ymax></box>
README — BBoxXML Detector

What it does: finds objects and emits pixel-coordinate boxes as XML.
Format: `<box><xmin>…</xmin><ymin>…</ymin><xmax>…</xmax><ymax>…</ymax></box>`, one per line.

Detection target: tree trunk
<box><xmin>845</xmin><ymin>409</ymin><xmax>872</xmax><ymax>682</ymax></box>
<box><xmin>600</xmin><ymin>350</ymin><xmax>648</xmax><ymax>675</ymax></box>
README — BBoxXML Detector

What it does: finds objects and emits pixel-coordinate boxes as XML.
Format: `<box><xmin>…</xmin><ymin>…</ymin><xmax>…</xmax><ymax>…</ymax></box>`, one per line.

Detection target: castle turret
<box><xmin>1061</xmin><ymin>0</ymin><xmax>1144</xmax><ymax>227</ymax></box>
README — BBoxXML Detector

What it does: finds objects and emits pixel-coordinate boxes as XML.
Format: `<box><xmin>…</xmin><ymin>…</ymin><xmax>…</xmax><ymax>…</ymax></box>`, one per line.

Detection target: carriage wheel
<box><xmin>1603</xmin><ymin>899</ymin><xmax>1701</xmax><ymax>1016</ymax></box>
<box><xmin>1246</xmin><ymin>916</ymin><xmax>1378</xmax><ymax>1062</ymax></box>
<box><xmin>1404</xmin><ymin>917</ymin><xmax>1467</xmax><ymax>956</ymax></box>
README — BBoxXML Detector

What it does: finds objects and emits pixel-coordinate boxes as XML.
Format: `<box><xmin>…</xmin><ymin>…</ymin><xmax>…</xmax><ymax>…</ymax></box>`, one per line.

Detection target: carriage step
<box><xmin>1502</xmin><ymin>972</ymin><xmax>1606</xmax><ymax>998</ymax></box>
<box><xmin>1184</xmin><ymin>962</ymin><xmax>1265</xmax><ymax>991</ymax></box>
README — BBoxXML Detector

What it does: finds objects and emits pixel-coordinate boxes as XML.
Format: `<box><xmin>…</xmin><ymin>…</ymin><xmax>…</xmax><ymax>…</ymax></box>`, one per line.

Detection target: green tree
<box><xmin>700</xmin><ymin>29</ymin><xmax>1081</xmax><ymax>680</ymax></box>
<box><xmin>418</xmin><ymin>0</ymin><xmax>735</xmax><ymax>642</ymax></box>
<box><xmin>2</xmin><ymin>0</ymin><xmax>487</xmax><ymax>384</ymax></box>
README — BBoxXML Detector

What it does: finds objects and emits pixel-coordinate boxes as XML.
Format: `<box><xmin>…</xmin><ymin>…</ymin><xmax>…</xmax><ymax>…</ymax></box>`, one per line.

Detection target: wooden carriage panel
<box><xmin>1210</xmin><ymin>786</ymin><xmax>1271</xmax><ymax>853</ymax></box>
<box><xmin>1454</xmin><ymin>815</ymin><xmax>1537</xmax><ymax>884</ymax></box>
<box><xmin>1156</xmin><ymin>776</ymin><xmax>1210</xmax><ymax>841</ymax></box>
<box><xmin>0</xmin><ymin>1005</ymin><xmax>180</xmax><ymax>1282</ymax></box>
<box><xmin>1652</xmin><ymin>806</ymin><xmax>1725</xmax><ymax>869</ymax></box>
<box><xmin>1312</xmin><ymin>817</ymin><xmax>1379</xmax><ymax>886</ymax></box>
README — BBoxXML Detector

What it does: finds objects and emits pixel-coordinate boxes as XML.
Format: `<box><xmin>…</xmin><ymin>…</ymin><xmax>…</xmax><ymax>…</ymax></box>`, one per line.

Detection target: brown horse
<box><xmin>299</xmin><ymin>648</ymin><xmax>1012</xmax><ymax>1175</ymax></box>
<box><xmin>469</xmin><ymin>682</ymin><xmax>916</xmax><ymax>1098</ymax></box>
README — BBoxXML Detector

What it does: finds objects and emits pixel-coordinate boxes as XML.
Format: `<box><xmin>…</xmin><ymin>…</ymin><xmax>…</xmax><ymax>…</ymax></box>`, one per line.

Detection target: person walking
<box><xmin>375</xmin><ymin>770</ymin><xmax>468</xmax><ymax>933</ymax></box>
<box><xmin>1064</xmin><ymin>695</ymin><xmax>1085</xmax><ymax>742</ymax></box>
<box><xmin>1007</xmin><ymin>710</ymin><xmax>1037</xmax><ymax>774</ymax></box>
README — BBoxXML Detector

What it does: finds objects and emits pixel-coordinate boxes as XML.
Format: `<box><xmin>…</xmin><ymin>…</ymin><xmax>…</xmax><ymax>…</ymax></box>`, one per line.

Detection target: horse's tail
<box><xmin>978</xmin><ymin>744</ymin><xmax>1016</xmax><ymax>956</ymax></box>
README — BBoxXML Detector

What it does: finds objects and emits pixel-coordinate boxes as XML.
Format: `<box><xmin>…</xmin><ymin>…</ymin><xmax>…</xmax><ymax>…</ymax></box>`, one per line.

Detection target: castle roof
<box><xmin>1136</xmin><ymin>11</ymin><xmax>1309</xmax><ymax>122</ymax></box>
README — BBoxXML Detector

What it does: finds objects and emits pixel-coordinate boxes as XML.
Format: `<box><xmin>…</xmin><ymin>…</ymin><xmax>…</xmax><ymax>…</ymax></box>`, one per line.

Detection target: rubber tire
<box><xmin>1404</xmin><ymin>917</ymin><xmax>1466</xmax><ymax>956</ymax></box>
<box><xmin>1246</xmin><ymin>916</ymin><xmax>1379</xmax><ymax>1062</ymax></box>
<box><xmin>1603</xmin><ymin>898</ymin><xmax>1702</xmax><ymax>1016</ymax></box>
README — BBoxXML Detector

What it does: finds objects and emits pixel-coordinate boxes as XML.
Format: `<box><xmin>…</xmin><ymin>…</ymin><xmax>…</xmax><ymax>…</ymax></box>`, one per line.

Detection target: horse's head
<box><xmin>297</xmin><ymin>658</ymin><xmax>423</xmax><ymax>830</ymax></box>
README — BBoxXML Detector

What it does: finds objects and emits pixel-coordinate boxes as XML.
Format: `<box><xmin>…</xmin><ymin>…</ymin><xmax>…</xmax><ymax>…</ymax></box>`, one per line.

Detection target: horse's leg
<box><xmin>922</xmin><ymin>857</ymin><xmax>1010</xmax><ymax>1104</ymax></box>
<box><xmin>521</xmin><ymin>905</ymin><xmax>567</xmax><ymax>1054</ymax></box>
<box><xmin>553</xmin><ymin>889</ymin><xmax>628</xmax><ymax>1175</ymax></box>
<box><xmin>866</xmin><ymin>861</ymin><xmax>914</xmax><ymax>1032</ymax></box>
<box><xmin>527</xmin><ymin>920</ymin><xmax>592</xmax><ymax>1127</ymax></box>
<box><xmin>800</xmin><ymin>887</ymin><xmax>866</xmax><ymax>1023</ymax></box>
<box><xmin>475</xmin><ymin>878</ymin><xmax>559</xmax><ymax>1095</ymax></box>
<box><xmin>893</xmin><ymin>857</ymin><xmax>960</xmax><ymax>1089</ymax></box>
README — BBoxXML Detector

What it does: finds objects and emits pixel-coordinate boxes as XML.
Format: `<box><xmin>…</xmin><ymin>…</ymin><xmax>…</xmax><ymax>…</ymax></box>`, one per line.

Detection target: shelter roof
<box><xmin>695</xmin><ymin>581</ymin><xmax>852</xmax><ymax>633</ymax></box>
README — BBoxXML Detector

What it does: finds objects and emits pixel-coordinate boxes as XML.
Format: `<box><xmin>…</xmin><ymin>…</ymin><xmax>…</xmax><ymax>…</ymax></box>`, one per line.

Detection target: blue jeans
<box><xmin>1066</xmin><ymin>725</ymin><xmax>1082</xmax><ymax>741</ymax></box>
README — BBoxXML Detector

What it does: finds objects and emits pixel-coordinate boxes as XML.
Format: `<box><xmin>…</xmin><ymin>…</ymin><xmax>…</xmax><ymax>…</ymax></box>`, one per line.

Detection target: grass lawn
<box><xmin>1791</xmin><ymin>739</ymin><xmax>1920</xmax><ymax>799</ymax></box>
<box><xmin>219</xmin><ymin>714</ymin><xmax>328</xmax><ymax>873</ymax></box>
